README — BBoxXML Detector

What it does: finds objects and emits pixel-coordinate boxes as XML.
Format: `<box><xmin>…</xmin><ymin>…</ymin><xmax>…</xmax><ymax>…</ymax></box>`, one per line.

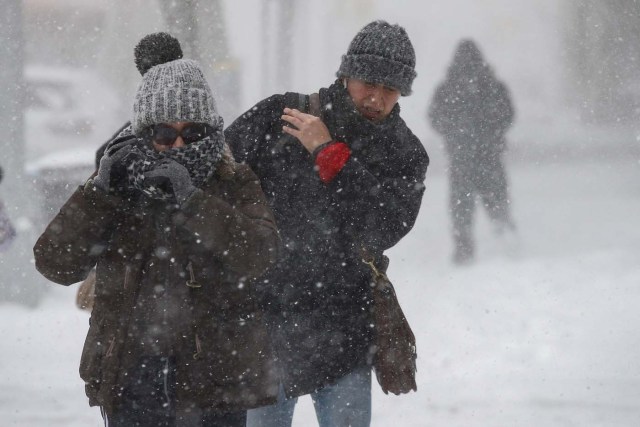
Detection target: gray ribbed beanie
<box><xmin>132</xmin><ymin>59</ymin><xmax>220</xmax><ymax>135</ymax></box>
<box><xmin>337</xmin><ymin>20</ymin><xmax>416</xmax><ymax>96</ymax></box>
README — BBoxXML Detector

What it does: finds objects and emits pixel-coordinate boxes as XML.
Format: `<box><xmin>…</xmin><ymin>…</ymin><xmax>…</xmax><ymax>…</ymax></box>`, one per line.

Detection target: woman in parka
<box><xmin>428</xmin><ymin>39</ymin><xmax>515</xmax><ymax>264</ymax></box>
<box><xmin>34</xmin><ymin>38</ymin><xmax>279</xmax><ymax>426</ymax></box>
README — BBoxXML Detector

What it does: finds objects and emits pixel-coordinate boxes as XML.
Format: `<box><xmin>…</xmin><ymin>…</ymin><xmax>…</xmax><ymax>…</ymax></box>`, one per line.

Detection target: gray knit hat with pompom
<box><xmin>337</xmin><ymin>20</ymin><xmax>416</xmax><ymax>96</ymax></box>
<box><xmin>132</xmin><ymin>58</ymin><xmax>221</xmax><ymax>135</ymax></box>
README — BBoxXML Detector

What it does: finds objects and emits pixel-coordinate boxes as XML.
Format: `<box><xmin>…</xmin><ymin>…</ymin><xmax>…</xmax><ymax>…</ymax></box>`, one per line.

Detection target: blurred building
<box><xmin>25</xmin><ymin>0</ymin><xmax>241</xmax><ymax>122</ymax></box>
<box><xmin>564</xmin><ymin>0</ymin><xmax>640</xmax><ymax>124</ymax></box>
<box><xmin>24</xmin><ymin>0</ymin><xmax>109</xmax><ymax>67</ymax></box>
<box><xmin>21</xmin><ymin>0</ymin><xmax>244</xmax><ymax>218</ymax></box>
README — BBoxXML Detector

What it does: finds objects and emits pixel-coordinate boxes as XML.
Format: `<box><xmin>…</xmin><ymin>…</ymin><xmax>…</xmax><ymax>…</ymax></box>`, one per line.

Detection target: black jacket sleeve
<box><xmin>225</xmin><ymin>95</ymin><xmax>285</xmax><ymax>167</ymax></box>
<box><xmin>326</xmin><ymin>129</ymin><xmax>429</xmax><ymax>253</ymax></box>
<box><xmin>33</xmin><ymin>185</ymin><xmax>123</xmax><ymax>285</ymax></box>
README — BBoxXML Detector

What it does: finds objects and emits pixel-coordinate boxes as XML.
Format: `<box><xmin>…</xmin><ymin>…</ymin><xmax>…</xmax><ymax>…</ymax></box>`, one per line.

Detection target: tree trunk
<box><xmin>157</xmin><ymin>0</ymin><xmax>200</xmax><ymax>61</ymax></box>
<box><xmin>0</xmin><ymin>0</ymin><xmax>45</xmax><ymax>306</ymax></box>
<box><xmin>157</xmin><ymin>0</ymin><xmax>241</xmax><ymax>123</ymax></box>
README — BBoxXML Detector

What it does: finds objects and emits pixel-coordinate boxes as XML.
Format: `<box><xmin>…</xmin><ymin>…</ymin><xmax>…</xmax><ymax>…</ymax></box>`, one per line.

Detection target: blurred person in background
<box><xmin>428</xmin><ymin>39</ymin><xmax>516</xmax><ymax>265</ymax></box>
<box><xmin>0</xmin><ymin>165</ymin><xmax>17</xmax><ymax>252</ymax></box>
<box><xmin>225</xmin><ymin>20</ymin><xmax>428</xmax><ymax>427</ymax></box>
<box><xmin>34</xmin><ymin>34</ymin><xmax>280</xmax><ymax>427</ymax></box>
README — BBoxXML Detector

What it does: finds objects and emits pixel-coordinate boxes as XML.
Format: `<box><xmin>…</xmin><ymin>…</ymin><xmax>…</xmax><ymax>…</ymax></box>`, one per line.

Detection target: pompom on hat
<box><xmin>337</xmin><ymin>20</ymin><xmax>417</xmax><ymax>96</ymax></box>
<box><xmin>134</xmin><ymin>32</ymin><xmax>183</xmax><ymax>75</ymax></box>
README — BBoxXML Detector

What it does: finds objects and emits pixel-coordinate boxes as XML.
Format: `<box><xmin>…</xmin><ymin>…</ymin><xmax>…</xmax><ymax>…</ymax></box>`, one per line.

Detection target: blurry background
<box><xmin>2</xmin><ymin>0</ymin><xmax>640</xmax><ymax>236</ymax></box>
<box><xmin>1</xmin><ymin>1</ymin><xmax>640</xmax><ymax>425</ymax></box>
<box><xmin>6</xmin><ymin>0</ymin><xmax>637</xmax><ymax>304</ymax></box>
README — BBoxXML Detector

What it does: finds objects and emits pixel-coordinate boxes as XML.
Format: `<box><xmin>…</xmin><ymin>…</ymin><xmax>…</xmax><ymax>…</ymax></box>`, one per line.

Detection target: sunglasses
<box><xmin>144</xmin><ymin>123</ymin><xmax>214</xmax><ymax>146</ymax></box>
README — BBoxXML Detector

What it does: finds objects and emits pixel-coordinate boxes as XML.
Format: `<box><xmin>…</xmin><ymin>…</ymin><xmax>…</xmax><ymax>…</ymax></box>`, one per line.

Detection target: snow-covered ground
<box><xmin>1</xmin><ymin>149</ymin><xmax>639</xmax><ymax>426</ymax></box>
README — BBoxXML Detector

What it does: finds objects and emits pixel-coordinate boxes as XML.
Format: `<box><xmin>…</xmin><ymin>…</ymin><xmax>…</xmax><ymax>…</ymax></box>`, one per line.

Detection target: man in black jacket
<box><xmin>428</xmin><ymin>39</ymin><xmax>515</xmax><ymax>265</ymax></box>
<box><xmin>225</xmin><ymin>20</ymin><xmax>429</xmax><ymax>427</ymax></box>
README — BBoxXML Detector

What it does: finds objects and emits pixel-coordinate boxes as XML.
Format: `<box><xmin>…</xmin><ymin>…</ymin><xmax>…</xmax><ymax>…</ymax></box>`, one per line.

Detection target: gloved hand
<box><xmin>143</xmin><ymin>159</ymin><xmax>197</xmax><ymax>206</ymax></box>
<box><xmin>91</xmin><ymin>137</ymin><xmax>137</xmax><ymax>194</ymax></box>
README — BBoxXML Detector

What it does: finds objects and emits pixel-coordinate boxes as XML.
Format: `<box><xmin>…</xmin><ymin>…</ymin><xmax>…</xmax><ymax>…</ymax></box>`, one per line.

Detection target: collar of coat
<box><xmin>319</xmin><ymin>80</ymin><xmax>402</xmax><ymax>143</ymax></box>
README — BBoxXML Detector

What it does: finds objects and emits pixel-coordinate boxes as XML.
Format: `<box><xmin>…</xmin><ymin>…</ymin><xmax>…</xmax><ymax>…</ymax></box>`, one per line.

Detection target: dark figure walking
<box><xmin>226</xmin><ymin>20</ymin><xmax>428</xmax><ymax>427</ymax></box>
<box><xmin>429</xmin><ymin>39</ymin><xmax>515</xmax><ymax>264</ymax></box>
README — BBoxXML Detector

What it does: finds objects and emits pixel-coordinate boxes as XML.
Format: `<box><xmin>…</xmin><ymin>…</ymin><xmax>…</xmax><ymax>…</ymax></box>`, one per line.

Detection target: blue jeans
<box><xmin>246</xmin><ymin>367</ymin><xmax>371</xmax><ymax>427</ymax></box>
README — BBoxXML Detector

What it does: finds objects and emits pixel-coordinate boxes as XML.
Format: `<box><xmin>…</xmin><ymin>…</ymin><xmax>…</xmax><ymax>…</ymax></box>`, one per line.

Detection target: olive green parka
<box><xmin>34</xmin><ymin>157</ymin><xmax>280</xmax><ymax>413</ymax></box>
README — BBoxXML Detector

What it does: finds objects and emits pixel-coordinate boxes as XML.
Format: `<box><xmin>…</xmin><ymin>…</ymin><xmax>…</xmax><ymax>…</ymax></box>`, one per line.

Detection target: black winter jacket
<box><xmin>428</xmin><ymin>42</ymin><xmax>514</xmax><ymax>159</ymax></box>
<box><xmin>225</xmin><ymin>81</ymin><xmax>429</xmax><ymax>397</ymax></box>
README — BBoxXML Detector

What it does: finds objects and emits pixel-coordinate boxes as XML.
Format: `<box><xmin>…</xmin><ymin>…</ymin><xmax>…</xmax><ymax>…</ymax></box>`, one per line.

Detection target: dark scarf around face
<box><xmin>318</xmin><ymin>80</ymin><xmax>402</xmax><ymax>144</ymax></box>
<box><xmin>109</xmin><ymin>124</ymin><xmax>226</xmax><ymax>202</ymax></box>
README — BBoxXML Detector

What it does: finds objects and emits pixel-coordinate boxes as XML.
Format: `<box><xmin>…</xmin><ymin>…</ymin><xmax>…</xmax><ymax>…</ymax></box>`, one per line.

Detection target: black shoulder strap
<box><xmin>283</xmin><ymin>92</ymin><xmax>309</xmax><ymax>113</ymax></box>
<box><xmin>276</xmin><ymin>92</ymin><xmax>320</xmax><ymax>149</ymax></box>
<box><xmin>308</xmin><ymin>93</ymin><xmax>321</xmax><ymax>117</ymax></box>
<box><xmin>282</xmin><ymin>92</ymin><xmax>321</xmax><ymax>116</ymax></box>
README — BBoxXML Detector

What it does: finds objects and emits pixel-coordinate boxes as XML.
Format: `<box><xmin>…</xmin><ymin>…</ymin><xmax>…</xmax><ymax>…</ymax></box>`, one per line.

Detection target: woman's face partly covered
<box><xmin>148</xmin><ymin>122</ymin><xmax>212</xmax><ymax>152</ymax></box>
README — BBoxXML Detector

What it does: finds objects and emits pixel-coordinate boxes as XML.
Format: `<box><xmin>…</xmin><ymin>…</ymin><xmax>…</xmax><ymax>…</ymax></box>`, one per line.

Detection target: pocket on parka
<box><xmin>181</xmin><ymin>314</ymin><xmax>277</xmax><ymax>410</ymax></box>
<box><xmin>79</xmin><ymin>314</ymin><xmax>114</xmax><ymax>405</ymax></box>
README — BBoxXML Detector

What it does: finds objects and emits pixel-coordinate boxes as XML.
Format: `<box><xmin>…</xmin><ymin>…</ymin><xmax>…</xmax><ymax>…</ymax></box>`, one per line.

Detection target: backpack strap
<box><xmin>276</xmin><ymin>92</ymin><xmax>321</xmax><ymax>148</ymax></box>
<box><xmin>283</xmin><ymin>92</ymin><xmax>309</xmax><ymax>113</ymax></box>
<box><xmin>308</xmin><ymin>93</ymin><xmax>321</xmax><ymax>117</ymax></box>
<box><xmin>298</xmin><ymin>93</ymin><xmax>308</xmax><ymax>113</ymax></box>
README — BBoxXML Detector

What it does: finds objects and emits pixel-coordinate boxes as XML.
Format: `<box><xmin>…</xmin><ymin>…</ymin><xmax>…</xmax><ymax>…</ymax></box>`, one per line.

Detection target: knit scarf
<box><xmin>319</xmin><ymin>80</ymin><xmax>401</xmax><ymax>144</ymax></box>
<box><xmin>113</xmin><ymin>125</ymin><xmax>225</xmax><ymax>201</ymax></box>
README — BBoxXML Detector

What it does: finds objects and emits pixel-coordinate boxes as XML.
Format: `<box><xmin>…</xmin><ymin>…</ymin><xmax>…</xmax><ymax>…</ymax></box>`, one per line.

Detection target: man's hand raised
<box><xmin>281</xmin><ymin>108</ymin><xmax>332</xmax><ymax>154</ymax></box>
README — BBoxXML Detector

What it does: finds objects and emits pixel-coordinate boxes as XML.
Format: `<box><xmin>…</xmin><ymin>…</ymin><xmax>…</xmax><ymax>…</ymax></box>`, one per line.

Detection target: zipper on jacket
<box><xmin>193</xmin><ymin>333</ymin><xmax>202</xmax><ymax>360</ymax></box>
<box><xmin>161</xmin><ymin>357</ymin><xmax>171</xmax><ymax>407</ymax></box>
<box><xmin>186</xmin><ymin>261</ymin><xmax>201</xmax><ymax>288</ymax></box>
<box><xmin>123</xmin><ymin>265</ymin><xmax>131</xmax><ymax>289</ymax></box>
<box><xmin>105</xmin><ymin>336</ymin><xmax>116</xmax><ymax>358</ymax></box>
